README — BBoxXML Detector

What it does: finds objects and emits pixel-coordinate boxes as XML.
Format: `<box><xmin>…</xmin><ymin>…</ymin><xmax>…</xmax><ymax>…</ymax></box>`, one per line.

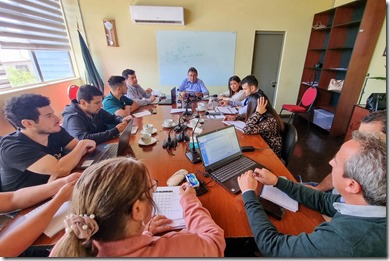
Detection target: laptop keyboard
<box><xmin>212</xmin><ymin>157</ymin><xmax>257</xmax><ymax>182</ymax></box>
<box><xmin>96</xmin><ymin>143</ymin><xmax>118</xmax><ymax>162</ymax></box>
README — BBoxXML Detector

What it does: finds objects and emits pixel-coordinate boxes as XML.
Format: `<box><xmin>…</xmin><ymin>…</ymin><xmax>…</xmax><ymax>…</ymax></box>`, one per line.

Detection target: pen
<box><xmin>298</xmin><ymin>175</ymin><xmax>303</xmax><ymax>184</ymax></box>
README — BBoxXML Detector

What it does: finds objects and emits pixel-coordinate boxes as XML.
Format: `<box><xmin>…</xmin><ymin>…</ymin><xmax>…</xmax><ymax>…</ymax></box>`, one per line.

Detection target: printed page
<box><xmin>215</xmin><ymin>106</ymin><xmax>238</xmax><ymax>114</ymax></box>
<box><xmin>132</xmin><ymin>110</ymin><xmax>152</xmax><ymax>118</ymax></box>
<box><xmin>222</xmin><ymin>120</ymin><xmax>246</xmax><ymax>133</ymax></box>
<box><xmin>260</xmin><ymin>185</ymin><xmax>298</xmax><ymax>212</ymax></box>
<box><xmin>153</xmin><ymin>186</ymin><xmax>185</xmax><ymax>229</ymax></box>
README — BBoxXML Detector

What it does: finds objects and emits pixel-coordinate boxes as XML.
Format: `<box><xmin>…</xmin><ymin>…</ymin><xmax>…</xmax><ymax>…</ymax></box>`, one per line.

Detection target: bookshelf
<box><xmin>298</xmin><ymin>0</ymin><xmax>385</xmax><ymax>136</ymax></box>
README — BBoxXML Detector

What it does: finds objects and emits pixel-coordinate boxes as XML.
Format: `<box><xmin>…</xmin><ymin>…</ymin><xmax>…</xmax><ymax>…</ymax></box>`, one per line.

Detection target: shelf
<box><xmin>316</xmin><ymin>105</ymin><xmax>336</xmax><ymax>113</ymax></box>
<box><xmin>332</xmin><ymin>20</ymin><xmax>361</xmax><ymax>28</ymax></box>
<box><xmin>308</xmin><ymin>48</ymin><xmax>327</xmax><ymax>51</ymax></box>
<box><xmin>304</xmin><ymin>67</ymin><xmax>322</xmax><ymax>70</ymax></box>
<box><xmin>323</xmin><ymin>68</ymin><xmax>348</xmax><ymax>71</ymax></box>
<box><xmin>327</xmin><ymin>47</ymin><xmax>354</xmax><ymax>50</ymax></box>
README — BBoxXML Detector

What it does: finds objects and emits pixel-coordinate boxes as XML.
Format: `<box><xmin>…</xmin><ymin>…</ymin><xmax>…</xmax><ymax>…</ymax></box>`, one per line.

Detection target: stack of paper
<box><xmin>222</xmin><ymin>120</ymin><xmax>246</xmax><ymax>133</ymax></box>
<box><xmin>132</xmin><ymin>110</ymin><xmax>152</xmax><ymax>118</ymax></box>
<box><xmin>153</xmin><ymin>186</ymin><xmax>185</xmax><ymax>229</ymax></box>
<box><xmin>215</xmin><ymin>106</ymin><xmax>238</xmax><ymax>114</ymax></box>
<box><xmin>260</xmin><ymin>185</ymin><xmax>298</xmax><ymax>212</ymax></box>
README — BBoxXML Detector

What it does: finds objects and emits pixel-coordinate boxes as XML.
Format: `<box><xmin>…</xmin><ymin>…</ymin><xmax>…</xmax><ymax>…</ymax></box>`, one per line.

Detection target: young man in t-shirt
<box><xmin>0</xmin><ymin>94</ymin><xmax>96</xmax><ymax>192</ymax></box>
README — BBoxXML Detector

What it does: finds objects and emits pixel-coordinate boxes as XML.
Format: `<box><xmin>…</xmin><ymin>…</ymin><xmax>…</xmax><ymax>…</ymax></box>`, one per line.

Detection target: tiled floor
<box><xmin>224</xmin><ymin>115</ymin><xmax>344</xmax><ymax>257</ymax></box>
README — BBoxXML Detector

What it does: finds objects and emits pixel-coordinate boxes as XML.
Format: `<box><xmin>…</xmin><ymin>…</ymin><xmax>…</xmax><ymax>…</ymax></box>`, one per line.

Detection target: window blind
<box><xmin>0</xmin><ymin>0</ymin><xmax>70</xmax><ymax>50</ymax></box>
<box><xmin>0</xmin><ymin>60</ymin><xmax>11</xmax><ymax>88</ymax></box>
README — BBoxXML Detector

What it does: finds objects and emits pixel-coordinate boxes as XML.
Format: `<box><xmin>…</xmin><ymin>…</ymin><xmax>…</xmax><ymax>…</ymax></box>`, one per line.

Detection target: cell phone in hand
<box><xmin>185</xmin><ymin>173</ymin><xmax>200</xmax><ymax>187</ymax></box>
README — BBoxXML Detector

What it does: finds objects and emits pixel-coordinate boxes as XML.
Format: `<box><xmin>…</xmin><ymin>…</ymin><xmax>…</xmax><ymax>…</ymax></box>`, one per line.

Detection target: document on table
<box><xmin>222</xmin><ymin>120</ymin><xmax>246</xmax><ymax>132</ymax></box>
<box><xmin>215</xmin><ymin>106</ymin><xmax>238</xmax><ymax>114</ymax></box>
<box><xmin>24</xmin><ymin>200</ymin><xmax>71</xmax><ymax>237</ymax></box>
<box><xmin>132</xmin><ymin>110</ymin><xmax>152</xmax><ymax>118</ymax></box>
<box><xmin>153</xmin><ymin>186</ymin><xmax>185</xmax><ymax>229</ymax></box>
<box><xmin>260</xmin><ymin>185</ymin><xmax>298</xmax><ymax>212</ymax></box>
<box><xmin>170</xmin><ymin>108</ymin><xmax>192</xmax><ymax>114</ymax></box>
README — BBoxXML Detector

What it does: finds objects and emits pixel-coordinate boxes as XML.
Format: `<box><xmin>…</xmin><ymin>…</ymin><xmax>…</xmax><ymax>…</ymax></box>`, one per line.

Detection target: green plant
<box><xmin>5</xmin><ymin>67</ymin><xmax>37</xmax><ymax>87</ymax></box>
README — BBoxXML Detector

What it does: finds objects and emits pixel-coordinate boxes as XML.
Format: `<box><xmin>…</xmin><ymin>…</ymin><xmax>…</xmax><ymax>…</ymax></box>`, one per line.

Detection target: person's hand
<box><xmin>54</xmin><ymin>180</ymin><xmax>76</xmax><ymax>203</ymax></box>
<box><xmin>195</xmin><ymin>92</ymin><xmax>203</xmax><ymax>97</ymax></box>
<box><xmin>219</xmin><ymin>100</ymin><xmax>229</xmax><ymax>106</ymax></box>
<box><xmin>256</xmin><ymin>97</ymin><xmax>268</xmax><ymax>114</ymax></box>
<box><xmin>224</xmin><ymin>115</ymin><xmax>237</xmax><ymax>121</ymax></box>
<box><xmin>253</xmin><ymin>168</ymin><xmax>278</xmax><ymax>186</ymax></box>
<box><xmin>179</xmin><ymin>182</ymin><xmax>196</xmax><ymax>198</ymax></box>
<box><xmin>237</xmin><ymin>170</ymin><xmax>259</xmax><ymax>192</ymax></box>
<box><xmin>115</xmin><ymin>121</ymin><xmax>128</xmax><ymax>133</ymax></box>
<box><xmin>145</xmin><ymin>88</ymin><xmax>153</xmax><ymax>94</ymax></box>
<box><xmin>63</xmin><ymin>172</ymin><xmax>82</xmax><ymax>184</ymax></box>
<box><xmin>122</xmin><ymin>115</ymin><xmax>133</xmax><ymax>123</ymax></box>
<box><xmin>79</xmin><ymin>139</ymin><xmax>96</xmax><ymax>154</ymax></box>
<box><xmin>149</xmin><ymin>95</ymin><xmax>156</xmax><ymax>102</ymax></box>
<box><xmin>144</xmin><ymin>215</ymin><xmax>173</xmax><ymax>235</ymax></box>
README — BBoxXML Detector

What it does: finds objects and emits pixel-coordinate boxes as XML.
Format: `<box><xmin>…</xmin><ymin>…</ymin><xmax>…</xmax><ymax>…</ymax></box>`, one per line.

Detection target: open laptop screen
<box><xmin>197</xmin><ymin>126</ymin><xmax>241</xmax><ymax>167</ymax></box>
<box><xmin>117</xmin><ymin>119</ymin><xmax>133</xmax><ymax>155</ymax></box>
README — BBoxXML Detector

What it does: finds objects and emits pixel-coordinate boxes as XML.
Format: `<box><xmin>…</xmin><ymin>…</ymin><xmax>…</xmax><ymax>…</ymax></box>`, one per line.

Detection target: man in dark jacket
<box><xmin>62</xmin><ymin>85</ymin><xmax>132</xmax><ymax>144</ymax></box>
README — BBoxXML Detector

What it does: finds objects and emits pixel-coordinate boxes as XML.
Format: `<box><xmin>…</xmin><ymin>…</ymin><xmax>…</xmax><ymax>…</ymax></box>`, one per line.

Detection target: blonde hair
<box><xmin>51</xmin><ymin>157</ymin><xmax>154</xmax><ymax>257</ymax></box>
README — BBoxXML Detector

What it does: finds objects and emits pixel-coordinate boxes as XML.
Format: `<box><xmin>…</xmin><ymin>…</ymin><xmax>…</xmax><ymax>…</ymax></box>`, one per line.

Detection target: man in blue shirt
<box><xmin>237</xmin><ymin>131</ymin><xmax>386</xmax><ymax>257</ymax></box>
<box><xmin>178</xmin><ymin>67</ymin><xmax>209</xmax><ymax>98</ymax></box>
<box><xmin>103</xmin><ymin>76</ymin><xmax>139</xmax><ymax>117</ymax></box>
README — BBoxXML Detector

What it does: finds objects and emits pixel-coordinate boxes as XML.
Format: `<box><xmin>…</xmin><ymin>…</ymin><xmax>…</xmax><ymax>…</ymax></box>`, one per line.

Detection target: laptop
<box><xmin>79</xmin><ymin>119</ymin><xmax>136</xmax><ymax>168</ymax></box>
<box><xmin>196</xmin><ymin>125</ymin><xmax>265</xmax><ymax>194</ymax></box>
<box><xmin>158</xmin><ymin>87</ymin><xmax>176</xmax><ymax>105</ymax></box>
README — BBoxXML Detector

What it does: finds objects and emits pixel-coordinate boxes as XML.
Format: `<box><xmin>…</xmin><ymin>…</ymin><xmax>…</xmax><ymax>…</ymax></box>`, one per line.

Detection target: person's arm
<box><xmin>308</xmin><ymin>173</ymin><xmax>333</xmax><ymax>192</ymax></box>
<box><xmin>177</xmin><ymin>79</ymin><xmax>186</xmax><ymax>92</ymax></box>
<box><xmin>242</xmin><ymin>112</ymin><xmax>274</xmax><ymax>135</ymax></box>
<box><xmin>0</xmin><ymin>181</ymin><xmax>76</xmax><ymax>257</ymax></box>
<box><xmin>230</xmin><ymin>90</ymin><xmax>246</xmax><ymax>102</ymax></box>
<box><xmin>0</xmin><ymin>172</ymin><xmax>81</xmax><ymax>213</ymax></box>
<box><xmin>197</xmin><ymin>79</ymin><xmax>209</xmax><ymax>96</ymax></box>
<box><xmin>179</xmin><ymin>184</ymin><xmax>225</xmax><ymax>257</ymax></box>
<box><xmin>27</xmin><ymin>139</ymin><xmax>96</xmax><ymax>178</ymax></box>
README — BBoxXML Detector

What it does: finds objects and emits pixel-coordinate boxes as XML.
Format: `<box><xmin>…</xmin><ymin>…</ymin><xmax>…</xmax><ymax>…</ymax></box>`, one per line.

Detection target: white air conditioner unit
<box><xmin>130</xmin><ymin>5</ymin><xmax>184</xmax><ymax>25</ymax></box>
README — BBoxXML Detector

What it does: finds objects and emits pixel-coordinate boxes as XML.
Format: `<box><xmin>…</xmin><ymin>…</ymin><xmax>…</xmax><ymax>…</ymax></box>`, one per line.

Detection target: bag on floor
<box><xmin>365</xmin><ymin>93</ymin><xmax>386</xmax><ymax>111</ymax></box>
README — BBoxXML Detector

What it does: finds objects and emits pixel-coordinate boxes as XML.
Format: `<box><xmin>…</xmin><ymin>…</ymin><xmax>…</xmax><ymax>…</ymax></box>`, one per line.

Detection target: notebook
<box><xmin>158</xmin><ymin>87</ymin><xmax>176</xmax><ymax>105</ymax></box>
<box><xmin>196</xmin><ymin>125</ymin><xmax>265</xmax><ymax>194</ymax></box>
<box><xmin>79</xmin><ymin>119</ymin><xmax>136</xmax><ymax>168</ymax></box>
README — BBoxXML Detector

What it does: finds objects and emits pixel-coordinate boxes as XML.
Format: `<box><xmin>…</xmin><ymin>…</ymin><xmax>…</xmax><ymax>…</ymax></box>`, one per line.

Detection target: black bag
<box><xmin>365</xmin><ymin>93</ymin><xmax>386</xmax><ymax>111</ymax></box>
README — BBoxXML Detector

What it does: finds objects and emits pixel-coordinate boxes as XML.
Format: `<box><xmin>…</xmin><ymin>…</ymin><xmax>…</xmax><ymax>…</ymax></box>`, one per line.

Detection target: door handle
<box><xmin>270</xmin><ymin>81</ymin><xmax>277</xmax><ymax>87</ymax></box>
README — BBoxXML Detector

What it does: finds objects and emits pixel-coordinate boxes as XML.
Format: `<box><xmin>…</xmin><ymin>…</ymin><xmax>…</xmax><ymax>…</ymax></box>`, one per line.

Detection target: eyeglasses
<box><xmin>149</xmin><ymin>178</ymin><xmax>158</xmax><ymax>193</ymax></box>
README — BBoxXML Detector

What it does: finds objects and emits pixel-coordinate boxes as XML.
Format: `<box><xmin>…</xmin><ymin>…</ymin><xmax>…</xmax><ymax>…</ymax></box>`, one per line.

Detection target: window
<box><xmin>0</xmin><ymin>0</ymin><xmax>75</xmax><ymax>90</ymax></box>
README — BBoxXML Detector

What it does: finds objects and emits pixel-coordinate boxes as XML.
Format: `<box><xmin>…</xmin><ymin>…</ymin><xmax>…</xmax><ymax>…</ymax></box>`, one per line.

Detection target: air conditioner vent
<box><xmin>130</xmin><ymin>5</ymin><xmax>184</xmax><ymax>25</ymax></box>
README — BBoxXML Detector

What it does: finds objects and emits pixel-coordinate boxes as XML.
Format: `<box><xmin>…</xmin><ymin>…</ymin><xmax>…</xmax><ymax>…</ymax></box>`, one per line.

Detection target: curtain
<box><xmin>78</xmin><ymin>30</ymin><xmax>104</xmax><ymax>92</ymax></box>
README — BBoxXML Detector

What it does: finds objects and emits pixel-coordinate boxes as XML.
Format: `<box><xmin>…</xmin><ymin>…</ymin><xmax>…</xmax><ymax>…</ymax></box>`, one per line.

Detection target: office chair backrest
<box><xmin>300</xmin><ymin>87</ymin><xmax>317</xmax><ymax>108</ymax></box>
<box><xmin>68</xmin><ymin>85</ymin><xmax>79</xmax><ymax>100</ymax></box>
<box><xmin>281</xmin><ymin>122</ymin><xmax>298</xmax><ymax>167</ymax></box>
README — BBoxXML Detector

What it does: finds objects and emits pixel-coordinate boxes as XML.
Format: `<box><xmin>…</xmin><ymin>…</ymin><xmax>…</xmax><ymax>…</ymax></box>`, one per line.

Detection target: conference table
<box><xmin>5</xmin><ymin>101</ymin><xmax>325</xmax><ymax>247</ymax></box>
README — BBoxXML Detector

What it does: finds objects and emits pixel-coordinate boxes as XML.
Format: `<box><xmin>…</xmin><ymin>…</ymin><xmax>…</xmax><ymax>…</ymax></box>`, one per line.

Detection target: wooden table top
<box><xmin>6</xmin><ymin>101</ymin><xmax>325</xmax><ymax>246</ymax></box>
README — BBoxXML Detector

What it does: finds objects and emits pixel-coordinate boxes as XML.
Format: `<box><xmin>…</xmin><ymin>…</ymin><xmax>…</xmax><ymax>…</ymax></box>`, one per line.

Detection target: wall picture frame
<box><xmin>103</xmin><ymin>19</ymin><xmax>119</xmax><ymax>47</ymax></box>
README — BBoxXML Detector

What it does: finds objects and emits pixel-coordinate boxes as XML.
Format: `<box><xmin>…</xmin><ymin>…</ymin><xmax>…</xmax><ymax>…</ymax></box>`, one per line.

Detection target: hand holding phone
<box><xmin>185</xmin><ymin>173</ymin><xmax>200</xmax><ymax>187</ymax></box>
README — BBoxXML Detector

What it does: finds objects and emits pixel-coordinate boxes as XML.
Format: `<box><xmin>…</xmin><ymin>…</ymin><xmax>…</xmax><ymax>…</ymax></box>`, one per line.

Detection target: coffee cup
<box><xmin>163</xmin><ymin>119</ymin><xmax>174</xmax><ymax>128</ymax></box>
<box><xmin>197</xmin><ymin>103</ymin><xmax>206</xmax><ymax>111</ymax></box>
<box><xmin>143</xmin><ymin>124</ymin><xmax>154</xmax><ymax>134</ymax></box>
<box><xmin>140</xmin><ymin>133</ymin><xmax>152</xmax><ymax>144</ymax></box>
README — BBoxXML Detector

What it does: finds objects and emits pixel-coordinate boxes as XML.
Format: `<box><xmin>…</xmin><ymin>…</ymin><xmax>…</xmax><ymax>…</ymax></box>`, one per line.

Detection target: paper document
<box><xmin>222</xmin><ymin>120</ymin><xmax>246</xmax><ymax>133</ymax></box>
<box><xmin>24</xmin><ymin>200</ymin><xmax>71</xmax><ymax>237</ymax></box>
<box><xmin>153</xmin><ymin>186</ymin><xmax>185</xmax><ymax>229</ymax></box>
<box><xmin>215</xmin><ymin>106</ymin><xmax>238</xmax><ymax>114</ymax></box>
<box><xmin>132</xmin><ymin>110</ymin><xmax>152</xmax><ymax>118</ymax></box>
<box><xmin>170</xmin><ymin>108</ymin><xmax>192</xmax><ymax>114</ymax></box>
<box><xmin>260</xmin><ymin>185</ymin><xmax>298</xmax><ymax>212</ymax></box>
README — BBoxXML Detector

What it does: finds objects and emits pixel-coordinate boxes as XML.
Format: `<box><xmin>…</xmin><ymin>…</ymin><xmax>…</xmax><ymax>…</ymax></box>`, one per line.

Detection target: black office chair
<box><xmin>280</xmin><ymin>122</ymin><xmax>298</xmax><ymax>167</ymax></box>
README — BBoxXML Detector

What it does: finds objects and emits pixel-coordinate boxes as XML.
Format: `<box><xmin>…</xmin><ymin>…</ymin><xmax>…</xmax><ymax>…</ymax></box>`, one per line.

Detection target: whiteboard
<box><xmin>156</xmin><ymin>31</ymin><xmax>236</xmax><ymax>86</ymax></box>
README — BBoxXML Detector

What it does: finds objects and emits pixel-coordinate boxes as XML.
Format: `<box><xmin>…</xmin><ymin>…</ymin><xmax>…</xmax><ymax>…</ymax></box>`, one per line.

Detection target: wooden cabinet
<box><xmin>298</xmin><ymin>0</ymin><xmax>385</xmax><ymax>136</ymax></box>
<box><xmin>344</xmin><ymin>105</ymin><xmax>370</xmax><ymax>142</ymax></box>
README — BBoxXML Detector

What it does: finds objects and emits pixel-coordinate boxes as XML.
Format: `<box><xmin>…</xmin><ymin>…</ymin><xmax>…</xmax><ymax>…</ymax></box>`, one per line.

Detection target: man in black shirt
<box><xmin>0</xmin><ymin>94</ymin><xmax>96</xmax><ymax>192</ymax></box>
<box><xmin>62</xmin><ymin>84</ymin><xmax>132</xmax><ymax>144</ymax></box>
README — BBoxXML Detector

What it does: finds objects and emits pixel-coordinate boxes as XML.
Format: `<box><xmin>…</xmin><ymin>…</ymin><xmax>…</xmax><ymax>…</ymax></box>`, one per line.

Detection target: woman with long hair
<box><xmin>229</xmin><ymin>92</ymin><xmax>284</xmax><ymax>157</ymax></box>
<box><xmin>218</xmin><ymin>75</ymin><xmax>245</xmax><ymax>102</ymax></box>
<box><xmin>50</xmin><ymin>157</ymin><xmax>225</xmax><ymax>257</ymax></box>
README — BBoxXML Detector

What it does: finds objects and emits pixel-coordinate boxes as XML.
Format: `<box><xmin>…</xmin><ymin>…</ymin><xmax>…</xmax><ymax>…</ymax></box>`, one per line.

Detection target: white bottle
<box><xmin>207</xmin><ymin>98</ymin><xmax>213</xmax><ymax>110</ymax></box>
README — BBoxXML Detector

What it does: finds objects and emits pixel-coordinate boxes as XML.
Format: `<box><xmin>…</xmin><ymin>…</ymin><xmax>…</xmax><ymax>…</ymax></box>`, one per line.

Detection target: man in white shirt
<box><xmin>122</xmin><ymin>69</ymin><xmax>156</xmax><ymax>106</ymax></box>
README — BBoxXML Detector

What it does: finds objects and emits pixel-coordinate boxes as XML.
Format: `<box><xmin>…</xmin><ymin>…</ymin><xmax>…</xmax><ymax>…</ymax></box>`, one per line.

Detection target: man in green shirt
<box><xmin>103</xmin><ymin>75</ymin><xmax>139</xmax><ymax>117</ymax></box>
<box><xmin>237</xmin><ymin>131</ymin><xmax>386</xmax><ymax>257</ymax></box>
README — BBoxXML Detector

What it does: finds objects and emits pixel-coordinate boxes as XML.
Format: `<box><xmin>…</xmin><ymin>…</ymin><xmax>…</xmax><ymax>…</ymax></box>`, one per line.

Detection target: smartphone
<box><xmin>185</xmin><ymin>173</ymin><xmax>200</xmax><ymax>187</ymax></box>
<box><xmin>195</xmin><ymin>180</ymin><xmax>208</xmax><ymax>196</ymax></box>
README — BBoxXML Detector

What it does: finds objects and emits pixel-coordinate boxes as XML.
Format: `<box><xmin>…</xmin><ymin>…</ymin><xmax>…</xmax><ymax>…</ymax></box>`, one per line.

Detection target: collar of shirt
<box><xmin>333</xmin><ymin>202</ymin><xmax>386</xmax><ymax>218</ymax></box>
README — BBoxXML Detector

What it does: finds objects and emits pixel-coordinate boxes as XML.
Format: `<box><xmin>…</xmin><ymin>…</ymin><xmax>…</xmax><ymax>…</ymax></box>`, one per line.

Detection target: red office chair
<box><xmin>67</xmin><ymin>85</ymin><xmax>79</xmax><ymax>100</ymax></box>
<box><xmin>280</xmin><ymin>86</ymin><xmax>317</xmax><ymax>123</ymax></box>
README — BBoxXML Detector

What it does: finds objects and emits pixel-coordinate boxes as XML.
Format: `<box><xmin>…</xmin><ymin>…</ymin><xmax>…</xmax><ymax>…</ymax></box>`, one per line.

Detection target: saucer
<box><xmin>162</xmin><ymin>122</ymin><xmax>177</xmax><ymax>129</ymax></box>
<box><xmin>141</xmin><ymin>128</ymin><xmax>157</xmax><ymax>135</ymax></box>
<box><xmin>138</xmin><ymin>137</ymin><xmax>157</xmax><ymax>146</ymax></box>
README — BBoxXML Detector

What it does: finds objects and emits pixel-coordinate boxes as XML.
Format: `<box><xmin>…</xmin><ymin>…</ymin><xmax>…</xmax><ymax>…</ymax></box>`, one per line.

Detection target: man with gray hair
<box><xmin>237</xmin><ymin>131</ymin><xmax>386</xmax><ymax>257</ymax></box>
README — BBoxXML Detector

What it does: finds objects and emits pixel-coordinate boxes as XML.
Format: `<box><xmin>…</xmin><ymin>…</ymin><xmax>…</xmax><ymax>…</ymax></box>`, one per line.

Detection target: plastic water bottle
<box><xmin>207</xmin><ymin>98</ymin><xmax>214</xmax><ymax>110</ymax></box>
